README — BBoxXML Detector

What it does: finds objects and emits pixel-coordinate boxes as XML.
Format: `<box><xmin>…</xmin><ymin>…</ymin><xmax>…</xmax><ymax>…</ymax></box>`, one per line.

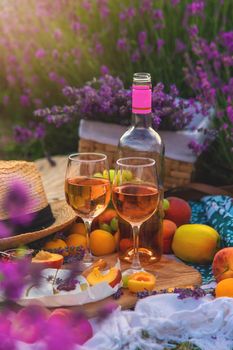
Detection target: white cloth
<box><xmin>81</xmin><ymin>294</ymin><xmax>233</xmax><ymax>350</ymax></box>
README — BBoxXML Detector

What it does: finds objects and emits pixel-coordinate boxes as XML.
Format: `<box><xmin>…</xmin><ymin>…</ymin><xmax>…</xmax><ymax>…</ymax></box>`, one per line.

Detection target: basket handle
<box><xmin>165</xmin><ymin>182</ymin><xmax>233</xmax><ymax>201</ymax></box>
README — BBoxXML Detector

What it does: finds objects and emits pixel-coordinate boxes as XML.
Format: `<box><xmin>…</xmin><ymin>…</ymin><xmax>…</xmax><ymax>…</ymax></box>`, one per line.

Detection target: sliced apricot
<box><xmin>86</xmin><ymin>267</ymin><xmax>121</xmax><ymax>288</ymax></box>
<box><xmin>128</xmin><ymin>271</ymin><xmax>156</xmax><ymax>293</ymax></box>
<box><xmin>31</xmin><ymin>250</ymin><xmax>64</xmax><ymax>269</ymax></box>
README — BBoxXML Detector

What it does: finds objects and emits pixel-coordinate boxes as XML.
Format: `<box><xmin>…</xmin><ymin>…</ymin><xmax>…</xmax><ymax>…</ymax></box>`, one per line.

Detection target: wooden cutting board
<box><xmin>68</xmin><ymin>254</ymin><xmax>202</xmax><ymax>318</ymax></box>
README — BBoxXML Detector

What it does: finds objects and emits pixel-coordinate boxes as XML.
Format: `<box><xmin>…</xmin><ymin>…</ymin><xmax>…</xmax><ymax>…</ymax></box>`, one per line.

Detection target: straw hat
<box><xmin>0</xmin><ymin>161</ymin><xmax>76</xmax><ymax>250</ymax></box>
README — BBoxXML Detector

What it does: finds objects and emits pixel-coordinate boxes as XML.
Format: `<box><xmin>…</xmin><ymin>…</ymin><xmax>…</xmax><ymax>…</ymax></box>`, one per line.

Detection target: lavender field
<box><xmin>0</xmin><ymin>0</ymin><xmax>232</xmax><ymax>183</ymax></box>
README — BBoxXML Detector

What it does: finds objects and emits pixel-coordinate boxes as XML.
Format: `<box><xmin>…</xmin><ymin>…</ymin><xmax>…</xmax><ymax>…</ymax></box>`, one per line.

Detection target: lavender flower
<box><xmin>157</xmin><ymin>38</ymin><xmax>165</xmax><ymax>53</ymax></box>
<box><xmin>3</xmin><ymin>179</ymin><xmax>34</xmax><ymax>226</ymax></box>
<box><xmin>116</xmin><ymin>38</ymin><xmax>128</xmax><ymax>51</ymax></box>
<box><xmin>0</xmin><ymin>259</ymin><xmax>29</xmax><ymax>300</ymax></box>
<box><xmin>35</xmin><ymin>48</ymin><xmax>46</xmax><ymax>59</ymax></box>
<box><xmin>0</xmin><ymin>222</ymin><xmax>11</xmax><ymax>238</ymax></box>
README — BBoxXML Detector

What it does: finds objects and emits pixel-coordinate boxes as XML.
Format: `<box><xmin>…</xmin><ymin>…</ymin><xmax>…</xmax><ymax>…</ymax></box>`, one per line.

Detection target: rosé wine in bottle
<box><xmin>118</xmin><ymin>73</ymin><xmax>165</xmax><ymax>264</ymax></box>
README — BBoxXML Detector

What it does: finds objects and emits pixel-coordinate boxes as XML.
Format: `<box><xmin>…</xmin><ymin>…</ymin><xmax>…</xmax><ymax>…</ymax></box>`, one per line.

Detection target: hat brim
<box><xmin>0</xmin><ymin>201</ymin><xmax>77</xmax><ymax>250</ymax></box>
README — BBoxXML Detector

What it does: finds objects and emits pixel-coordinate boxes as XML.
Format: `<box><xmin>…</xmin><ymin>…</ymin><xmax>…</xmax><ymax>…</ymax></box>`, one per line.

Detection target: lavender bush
<box><xmin>0</xmin><ymin>0</ymin><xmax>232</xmax><ymax>182</ymax></box>
<box><xmin>33</xmin><ymin>74</ymin><xmax>197</xmax><ymax>131</ymax></box>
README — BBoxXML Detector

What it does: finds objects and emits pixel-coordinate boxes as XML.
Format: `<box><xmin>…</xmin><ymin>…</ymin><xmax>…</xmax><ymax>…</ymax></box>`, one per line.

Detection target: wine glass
<box><xmin>65</xmin><ymin>153</ymin><xmax>111</xmax><ymax>267</ymax></box>
<box><xmin>112</xmin><ymin>157</ymin><xmax>159</xmax><ymax>271</ymax></box>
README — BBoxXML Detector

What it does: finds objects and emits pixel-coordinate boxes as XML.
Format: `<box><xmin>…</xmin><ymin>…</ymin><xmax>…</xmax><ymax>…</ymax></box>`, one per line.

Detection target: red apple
<box><xmin>165</xmin><ymin>197</ymin><xmax>191</xmax><ymax>227</ymax></box>
<box><xmin>86</xmin><ymin>267</ymin><xmax>122</xmax><ymax>288</ymax></box>
<box><xmin>31</xmin><ymin>250</ymin><xmax>64</xmax><ymax>269</ymax></box>
<box><xmin>212</xmin><ymin>247</ymin><xmax>233</xmax><ymax>282</ymax></box>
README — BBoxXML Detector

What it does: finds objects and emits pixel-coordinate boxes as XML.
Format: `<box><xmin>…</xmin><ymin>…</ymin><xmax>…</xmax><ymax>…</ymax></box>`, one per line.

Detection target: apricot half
<box><xmin>128</xmin><ymin>272</ymin><xmax>156</xmax><ymax>293</ymax></box>
<box><xmin>31</xmin><ymin>250</ymin><xmax>64</xmax><ymax>269</ymax></box>
<box><xmin>86</xmin><ymin>267</ymin><xmax>121</xmax><ymax>288</ymax></box>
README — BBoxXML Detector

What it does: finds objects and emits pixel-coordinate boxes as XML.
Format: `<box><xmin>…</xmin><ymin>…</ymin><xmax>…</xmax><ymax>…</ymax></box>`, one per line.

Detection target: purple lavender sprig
<box><xmin>57</xmin><ymin>278</ymin><xmax>78</xmax><ymax>292</ymax></box>
<box><xmin>33</xmin><ymin>75</ymin><xmax>197</xmax><ymax>132</ymax></box>
<box><xmin>137</xmin><ymin>287</ymin><xmax>215</xmax><ymax>300</ymax></box>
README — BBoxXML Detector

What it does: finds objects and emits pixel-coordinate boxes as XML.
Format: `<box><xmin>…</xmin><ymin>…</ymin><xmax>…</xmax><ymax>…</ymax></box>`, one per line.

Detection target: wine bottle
<box><xmin>118</xmin><ymin>72</ymin><xmax>165</xmax><ymax>263</ymax></box>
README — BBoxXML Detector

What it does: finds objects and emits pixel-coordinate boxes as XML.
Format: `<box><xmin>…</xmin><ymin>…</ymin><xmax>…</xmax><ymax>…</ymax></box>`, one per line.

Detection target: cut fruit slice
<box><xmin>128</xmin><ymin>271</ymin><xmax>156</xmax><ymax>293</ymax></box>
<box><xmin>31</xmin><ymin>250</ymin><xmax>64</xmax><ymax>269</ymax></box>
<box><xmin>86</xmin><ymin>267</ymin><xmax>121</xmax><ymax>288</ymax></box>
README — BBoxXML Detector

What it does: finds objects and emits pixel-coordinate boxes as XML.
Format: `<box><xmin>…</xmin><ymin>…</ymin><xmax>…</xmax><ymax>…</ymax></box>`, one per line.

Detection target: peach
<box><xmin>31</xmin><ymin>250</ymin><xmax>64</xmax><ymax>269</ymax></box>
<box><xmin>12</xmin><ymin>306</ymin><xmax>49</xmax><ymax>344</ymax></box>
<box><xmin>162</xmin><ymin>219</ymin><xmax>177</xmax><ymax>254</ymax></box>
<box><xmin>128</xmin><ymin>272</ymin><xmax>156</xmax><ymax>293</ymax></box>
<box><xmin>48</xmin><ymin>309</ymin><xmax>93</xmax><ymax>345</ymax></box>
<box><xmin>98</xmin><ymin>208</ymin><xmax>117</xmax><ymax>225</ymax></box>
<box><xmin>119</xmin><ymin>238</ymin><xmax>133</xmax><ymax>252</ymax></box>
<box><xmin>212</xmin><ymin>247</ymin><xmax>233</xmax><ymax>282</ymax></box>
<box><xmin>86</xmin><ymin>266</ymin><xmax>121</xmax><ymax>288</ymax></box>
<box><xmin>165</xmin><ymin>197</ymin><xmax>191</xmax><ymax>227</ymax></box>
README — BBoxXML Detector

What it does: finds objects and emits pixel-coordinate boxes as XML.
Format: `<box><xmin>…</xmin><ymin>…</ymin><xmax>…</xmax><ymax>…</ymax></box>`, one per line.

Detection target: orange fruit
<box><xmin>69</xmin><ymin>222</ymin><xmax>87</xmax><ymax>236</ymax></box>
<box><xmin>90</xmin><ymin>229</ymin><xmax>116</xmax><ymax>256</ymax></box>
<box><xmin>44</xmin><ymin>239</ymin><xmax>68</xmax><ymax>256</ymax></box>
<box><xmin>215</xmin><ymin>278</ymin><xmax>233</xmax><ymax>298</ymax></box>
<box><xmin>66</xmin><ymin>234</ymin><xmax>87</xmax><ymax>255</ymax></box>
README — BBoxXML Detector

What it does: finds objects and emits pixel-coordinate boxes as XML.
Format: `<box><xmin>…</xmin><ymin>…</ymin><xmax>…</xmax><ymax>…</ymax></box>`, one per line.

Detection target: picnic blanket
<box><xmin>190</xmin><ymin>195</ymin><xmax>233</xmax><ymax>283</ymax></box>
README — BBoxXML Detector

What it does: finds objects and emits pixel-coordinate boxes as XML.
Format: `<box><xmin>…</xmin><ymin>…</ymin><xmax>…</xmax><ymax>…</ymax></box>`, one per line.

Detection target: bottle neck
<box><xmin>132</xmin><ymin>84</ymin><xmax>152</xmax><ymax>128</ymax></box>
<box><xmin>132</xmin><ymin>113</ymin><xmax>152</xmax><ymax>128</ymax></box>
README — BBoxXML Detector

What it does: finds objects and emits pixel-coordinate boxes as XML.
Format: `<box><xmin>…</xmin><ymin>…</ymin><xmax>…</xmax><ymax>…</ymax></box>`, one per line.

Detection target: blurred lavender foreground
<box><xmin>0</xmin><ymin>178</ymin><xmax>102</xmax><ymax>348</ymax></box>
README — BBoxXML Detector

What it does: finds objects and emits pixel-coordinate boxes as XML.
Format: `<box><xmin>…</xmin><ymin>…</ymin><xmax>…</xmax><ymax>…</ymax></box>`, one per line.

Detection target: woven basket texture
<box><xmin>79</xmin><ymin>138</ymin><xmax>194</xmax><ymax>190</ymax></box>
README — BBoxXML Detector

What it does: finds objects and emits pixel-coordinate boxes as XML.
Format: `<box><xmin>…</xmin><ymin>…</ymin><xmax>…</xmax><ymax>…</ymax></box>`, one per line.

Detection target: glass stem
<box><xmin>131</xmin><ymin>225</ymin><xmax>141</xmax><ymax>270</ymax></box>
<box><xmin>83</xmin><ymin>219</ymin><xmax>93</xmax><ymax>263</ymax></box>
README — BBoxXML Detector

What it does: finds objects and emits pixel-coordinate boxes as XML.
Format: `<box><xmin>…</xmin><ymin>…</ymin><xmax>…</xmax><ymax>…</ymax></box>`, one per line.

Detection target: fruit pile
<box><xmin>42</xmin><ymin>208</ymin><xmax>118</xmax><ymax>258</ymax></box>
<box><xmin>163</xmin><ymin>196</ymin><xmax>233</xmax><ymax>299</ymax></box>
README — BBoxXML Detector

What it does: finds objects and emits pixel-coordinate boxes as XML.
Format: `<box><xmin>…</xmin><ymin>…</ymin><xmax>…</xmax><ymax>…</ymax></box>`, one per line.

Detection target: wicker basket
<box><xmin>79</xmin><ymin>138</ymin><xmax>194</xmax><ymax>190</ymax></box>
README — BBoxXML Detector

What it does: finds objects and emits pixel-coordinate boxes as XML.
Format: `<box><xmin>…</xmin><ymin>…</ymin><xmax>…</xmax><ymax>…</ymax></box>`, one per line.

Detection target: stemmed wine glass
<box><xmin>112</xmin><ymin>157</ymin><xmax>159</xmax><ymax>271</ymax></box>
<box><xmin>65</xmin><ymin>153</ymin><xmax>111</xmax><ymax>267</ymax></box>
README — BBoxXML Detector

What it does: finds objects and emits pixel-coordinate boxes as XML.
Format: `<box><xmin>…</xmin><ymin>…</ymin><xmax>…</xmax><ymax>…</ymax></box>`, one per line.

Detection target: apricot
<box><xmin>162</xmin><ymin>219</ymin><xmax>177</xmax><ymax>254</ymax></box>
<box><xmin>212</xmin><ymin>247</ymin><xmax>233</xmax><ymax>282</ymax></box>
<box><xmin>90</xmin><ymin>229</ymin><xmax>116</xmax><ymax>256</ymax></box>
<box><xmin>66</xmin><ymin>233</ymin><xmax>87</xmax><ymax>254</ymax></box>
<box><xmin>119</xmin><ymin>238</ymin><xmax>133</xmax><ymax>252</ymax></box>
<box><xmin>44</xmin><ymin>238</ymin><xmax>68</xmax><ymax>256</ymax></box>
<box><xmin>215</xmin><ymin>278</ymin><xmax>233</xmax><ymax>298</ymax></box>
<box><xmin>69</xmin><ymin>222</ymin><xmax>86</xmax><ymax>236</ymax></box>
<box><xmin>31</xmin><ymin>250</ymin><xmax>64</xmax><ymax>269</ymax></box>
<box><xmin>128</xmin><ymin>272</ymin><xmax>156</xmax><ymax>293</ymax></box>
<box><xmin>165</xmin><ymin>197</ymin><xmax>191</xmax><ymax>227</ymax></box>
<box><xmin>86</xmin><ymin>266</ymin><xmax>121</xmax><ymax>288</ymax></box>
<box><xmin>172</xmin><ymin>224</ymin><xmax>220</xmax><ymax>264</ymax></box>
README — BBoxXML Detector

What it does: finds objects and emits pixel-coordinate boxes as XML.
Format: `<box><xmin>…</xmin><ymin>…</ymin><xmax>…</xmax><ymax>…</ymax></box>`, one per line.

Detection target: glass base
<box><xmin>120</xmin><ymin>247</ymin><xmax>162</xmax><ymax>264</ymax></box>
